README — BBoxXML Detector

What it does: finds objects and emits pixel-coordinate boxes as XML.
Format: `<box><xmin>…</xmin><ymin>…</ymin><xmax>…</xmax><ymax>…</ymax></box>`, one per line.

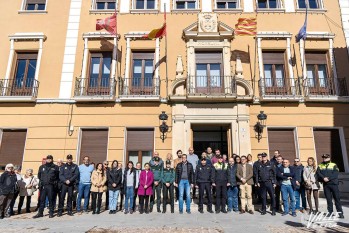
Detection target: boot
<box><xmin>33</xmin><ymin>212</ymin><xmax>44</xmax><ymax>219</ymax></box>
<box><xmin>140</xmin><ymin>206</ymin><xmax>144</xmax><ymax>214</ymax></box>
<box><xmin>96</xmin><ymin>209</ymin><xmax>100</xmax><ymax>214</ymax></box>
<box><xmin>17</xmin><ymin>209</ymin><xmax>21</xmax><ymax>215</ymax></box>
<box><xmin>157</xmin><ymin>207</ymin><xmax>161</xmax><ymax>213</ymax></box>
<box><xmin>57</xmin><ymin>211</ymin><xmax>62</xmax><ymax>217</ymax></box>
<box><xmin>49</xmin><ymin>213</ymin><xmax>54</xmax><ymax>218</ymax></box>
<box><xmin>162</xmin><ymin>207</ymin><xmax>166</xmax><ymax>213</ymax></box>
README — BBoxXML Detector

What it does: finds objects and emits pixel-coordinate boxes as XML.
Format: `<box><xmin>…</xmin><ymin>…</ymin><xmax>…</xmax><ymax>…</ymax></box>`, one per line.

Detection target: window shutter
<box><xmin>79</xmin><ymin>129</ymin><xmax>108</xmax><ymax>164</ymax></box>
<box><xmin>0</xmin><ymin>130</ymin><xmax>27</xmax><ymax>170</ymax></box>
<box><xmin>17</xmin><ymin>53</ymin><xmax>38</xmax><ymax>60</ymax></box>
<box><xmin>268</xmin><ymin>129</ymin><xmax>297</xmax><ymax>162</ymax></box>
<box><xmin>313</xmin><ymin>129</ymin><xmax>344</xmax><ymax>172</ymax></box>
<box><xmin>216</xmin><ymin>0</ymin><xmax>237</xmax><ymax>2</ymax></box>
<box><xmin>262</xmin><ymin>52</ymin><xmax>285</xmax><ymax>64</ymax></box>
<box><xmin>132</xmin><ymin>52</ymin><xmax>155</xmax><ymax>60</ymax></box>
<box><xmin>96</xmin><ymin>0</ymin><xmax>116</xmax><ymax>2</ymax></box>
<box><xmin>305</xmin><ymin>53</ymin><xmax>328</xmax><ymax>64</ymax></box>
<box><xmin>196</xmin><ymin>53</ymin><xmax>222</xmax><ymax>63</ymax></box>
<box><xmin>127</xmin><ymin>129</ymin><xmax>154</xmax><ymax>151</ymax></box>
<box><xmin>26</xmin><ymin>0</ymin><xmax>46</xmax><ymax>4</ymax></box>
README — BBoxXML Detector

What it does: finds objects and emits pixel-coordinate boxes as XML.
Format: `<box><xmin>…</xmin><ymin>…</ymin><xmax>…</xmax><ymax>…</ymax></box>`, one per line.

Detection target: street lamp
<box><xmin>254</xmin><ymin>111</ymin><xmax>267</xmax><ymax>143</ymax></box>
<box><xmin>159</xmin><ymin>111</ymin><xmax>169</xmax><ymax>142</ymax></box>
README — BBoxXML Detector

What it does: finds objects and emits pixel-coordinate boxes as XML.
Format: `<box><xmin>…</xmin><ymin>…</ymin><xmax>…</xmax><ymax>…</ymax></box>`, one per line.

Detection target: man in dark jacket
<box><xmin>253</xmin><ymin>153</ymin><xmax>262</xmax><ymax>204</ymax></box>
<box><xmin>175</xmin><ymin>154</ymin><xmax>194</xmax><ymax>214</ymax></box>
<box><xmin>33</xmin><ymin>155</ymin><xmax>59</xmax><ymax>218</ymax></box>
<box><xmin>256</xmin><ymin>153</ymin><xmax>276</xmax><ymax>216</ymax></box>
<box><xmin>150</xmin><ymin>157</ymin><xmax>163</xmax><ymax>213</ymax></box>
<box><xmin>195</xmin><ymin>157</ymin><xmax>214</xmax><ymax>213</ymax></box>
<box><xmin>161</xmin><ymin>160</ymin><xmax>175</xmax><ymax>213</ymax></box>
<box><xmin>316</xmin><ymin>154</ymin><xmax>344</xmax><ymax>219</ymax></box>
<box><xmin>58</xmin><ymin>154</ymin><xmax>79</xmax><ymax>216</ymax></box>
<box><xmin>293</xmin><ymin>158</ymin><xmax>306</xmax><ymax>213</ymax></box>
<box><xmin>213</xmin><ymin>155</ymin><xmax>230</xmax><ymax>214</ymax></box>
<box><xmin>0</xmin><ymin>164</ymin><xmax>17</xmax><ymax>219</ymax></box>
<box><xmin>227</xmin><ymin>157</ymin><xmax>238</xmax><ymax>213</ymax></box>
<box><xmin>276</xmin><ymin>159</ymin><xmax>296</xmax><ymax>217</ymax></box>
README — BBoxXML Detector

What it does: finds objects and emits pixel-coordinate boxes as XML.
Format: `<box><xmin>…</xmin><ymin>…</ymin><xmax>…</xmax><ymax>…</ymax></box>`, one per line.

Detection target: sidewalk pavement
<box><xmin>2</xmin><ymin>197</ymin><xmax>348</xmax><ymax>233</ymax></box>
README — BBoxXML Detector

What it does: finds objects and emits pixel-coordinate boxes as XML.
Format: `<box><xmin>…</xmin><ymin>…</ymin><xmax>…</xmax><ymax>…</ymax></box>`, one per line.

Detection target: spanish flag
<box><xmin>96</xmin><ymin>13</ymin><xmax>117</xmax><ymax>35</ymax></box>
<box><xmin>143</xmin><ymin>23</ymin><xmax>166</xmax><ymax>39</ymax></box>
<box><xmin>235</xmin><ymin>18</ymin><xmax>257</xmax><ymax>36</ymax></box>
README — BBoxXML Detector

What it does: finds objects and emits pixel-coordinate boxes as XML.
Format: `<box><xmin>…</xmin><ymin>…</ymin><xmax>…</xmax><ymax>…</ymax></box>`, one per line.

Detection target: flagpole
<box><xmin>164</xmin><ymin>3</ymin><xmax>168</xmax><ymax>98</ymax></box>
<box><xmin>114</xmin><ymin>1</ymin><xmax>118</xmax><ymax>93</ymax></box>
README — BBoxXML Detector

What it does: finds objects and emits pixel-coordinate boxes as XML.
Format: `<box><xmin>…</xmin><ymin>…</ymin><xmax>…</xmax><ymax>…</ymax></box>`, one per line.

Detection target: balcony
<box><xmin>74</xmin><ymin>77</ymin><xmax>116</xmax><ymax>102</ymax></box>
<box><xmin>119</xmin><ymin>78</ymin><xmax>160</xmax><ymax>101</ymax></box>
<box><xmin>0</xmin><ymin>78</ymin><xmax>39</xmax><ymax>102</ymax></box>
<box><xmin>187</xmin><ymin>76</ymin><xmax>237</xmax><ymax>101</ymax></box>
<box><xmin>304</xmin><ymin>77</ymin><xmax>349</xmax><ymax>102</ymax></box>
<box><xmin>259</xmin><ymin>78</ymin><xmax>302</xmax><ymax>102</ymax></box>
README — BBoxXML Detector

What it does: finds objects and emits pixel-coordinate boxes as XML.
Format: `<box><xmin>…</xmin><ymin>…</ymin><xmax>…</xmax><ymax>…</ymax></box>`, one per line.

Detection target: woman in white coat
<box><xmin>18</xmin><ymin>169</ymin><xmax>38</xmax><ymax>214</ymax></box>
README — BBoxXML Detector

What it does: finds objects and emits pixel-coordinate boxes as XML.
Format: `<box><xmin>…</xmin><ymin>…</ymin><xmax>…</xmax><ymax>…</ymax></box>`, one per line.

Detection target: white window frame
<box><xmin>173</xmin><ymin>0</ymin><xmax>199</xmax><ymax>10</ymax></box>
<box><xmin>296</xmin><ymin>0</ymin><xmax>324</xmax><ymax>10</ymax></box>
<box><xmin>19</xmin><ymin>0</ymin><xmax>48</xmax><ymax>13</ymax></box>
<box><xmin>256</xmin><ymin>0</ymin><xmax>283</xmax><ymax>10</ymax></box>
<box><xmin>132</xmin><ymin>0</ymin><xmax>158</xmax><ymax>10</ymax></box>
<box><xmin>90</xmin><ymin>0</ymin><xmax>118</xmax><ymax>12</ymax></box>
<box><xmin>215</xmin><ymin>0</ymin><xmax>241</xmax><ymax>10</ymax></box>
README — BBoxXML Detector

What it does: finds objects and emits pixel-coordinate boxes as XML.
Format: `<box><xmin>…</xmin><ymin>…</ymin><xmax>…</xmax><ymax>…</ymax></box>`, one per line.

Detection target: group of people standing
<box><xmin>0</xmin><ymin>147</ymin><xmax>345</xmax><ymax>219</ymax></box>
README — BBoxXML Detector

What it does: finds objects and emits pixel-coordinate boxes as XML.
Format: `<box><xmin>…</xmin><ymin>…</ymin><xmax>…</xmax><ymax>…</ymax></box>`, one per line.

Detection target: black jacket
<box><xmin>123</xmin><ymin>167</ymin><xmax>137</xmax><ymax>189</ymax></box>
<box><xmin>59</xmin><ymin>163</ymin><xmax>79</xmax><ymax>186</ymax></box>
<box><xmin>253</xmin><ymin>160</ymin><xmax>261</xmax><ymax>184</ymax></box>
<box><xmin>195</xmin><ymin>164</ymin><xmax>215</xmax><ymax>185</ymax></box>
<box><xmin>0</xmin><ymin>171</ymin><xmax>17</xmax><ymax>195</ymax></box>
<box><xmin>175</xmin><ymin>162</ymin><xmax>194</xmax><ymax>184</ymax></box>
<box><xmin>316</xmin><ymin>161</ymin><xmax>339</xmax><ymax>185</ymax></box>
<box><xmin>38</xmin><ymin>162</ymin><xmax>59</xmax><ymax>187</ymax></box>
<box><xmin>107</xmin><ymin>168</ymin><xmax>122</xmax><ymax>191</ymax></box>
<box><xmin>256</xmin><ymin>161</ymin><xmax>276</xmax><ymax>184</ymax></box>
<box><xmin>213</xmin><ymin>162</ymin><xmax>230</xmax><ymax>184</ymax></box>
<box><xmin>276</xmin><ymin>165</ymin><xmax>296</xmax><ymax>188</ymax></box>
<box><xmin>293</xmin><ymin>165</ymin><xmax>304</xmax><ymax>190</ymax></box>
<box><xmin>227</xmin><ymin>164</ymin><xmax>238</xmax><ymax>186</ymax></box>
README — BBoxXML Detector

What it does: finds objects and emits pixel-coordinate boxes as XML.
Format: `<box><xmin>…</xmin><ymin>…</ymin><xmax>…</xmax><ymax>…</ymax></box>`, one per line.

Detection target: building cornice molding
<box><xmin>82</xmin><ymin>32</ymin><xmax>120</xmax><ymax>40</ymax></box>
<box><xmin>8</xmin><ymin>32</ymin><xmax>47</xmax><ymax>41</ymax></box>
<box><xmin>257</xmin><ymin>31</ymin><xmax>292</xmax><ymax>39</ymax></box>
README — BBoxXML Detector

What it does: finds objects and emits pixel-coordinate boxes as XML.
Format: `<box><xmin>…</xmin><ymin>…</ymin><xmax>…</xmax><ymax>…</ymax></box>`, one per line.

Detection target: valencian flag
<box><xmin>296</xmin><ymin>7</ymin><xmax>308</xmax><ymax>42</ymax></box>
<box><xmin>235</xmin><ymin>18</ymin><xmax>257</xmax><ymax>36</ymax></box>
<box><xmin>96</xmin><ymin>13</ymin><xmax>117</xmax><ymax>35</ymax></box>
<box><xmin>143</xmin><ymin>23</ymin><xmax>166</xmax><ymax>39</ymax></box>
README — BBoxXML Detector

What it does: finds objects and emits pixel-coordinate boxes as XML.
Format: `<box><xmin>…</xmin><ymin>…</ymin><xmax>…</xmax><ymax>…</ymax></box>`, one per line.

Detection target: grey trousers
<box><xmin>0</xmin><ymin>194</ymin><xmax>14</xmax><ymax>215</ymax></box>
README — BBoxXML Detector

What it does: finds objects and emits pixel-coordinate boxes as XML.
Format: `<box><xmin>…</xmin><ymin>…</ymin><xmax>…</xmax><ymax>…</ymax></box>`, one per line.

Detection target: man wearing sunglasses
<box><xmin>293</xmin><ymin>159</ymin><xmax>306</xmax><ymax>213</ymax></box>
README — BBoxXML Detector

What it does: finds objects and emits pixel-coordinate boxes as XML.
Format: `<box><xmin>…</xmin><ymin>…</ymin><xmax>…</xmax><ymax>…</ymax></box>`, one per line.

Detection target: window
<box><xmin>79</xmin><ymin>129</ymin><xmax>108</xmax><ymax>164</ymax></box>
<box><xmin>88</xmin><ymin>52</ymin><xmax>112</xmax><ymax>95</ymax></box>
<box><xmin>216</xmin><ymin>0</ymin><xmax>238</xmax><ymax>9</ymax></box>
<box><xmin>25</xmin><ymin>0</ymin><xmax>46</xmax><ymax>10</ymax></box>
<box><xmin>134</xmin><ymin>0</ymin><xmax>156</xmax><ymax>9</ymax></box>
<box><xmin>195</xmin><ymin>52</ymin><xmax>223</xmax><ymax>94</ymax></box>
<box><xmin>262</xmin><ymin>52</ymin><xmax>287</xmax><ymax>94</ymax></box>
<box><xmin>268</xmin><ymin>128</ymin><xmax>297</xmax><ymax>162</ymax></box>
<box><xmin>127</xmin><ymin>129</ymin><xmax>154</xmax><ymax>167</ymax></box>
<box><xmin>305</xmin><ymin>52</ymin><xmax>332</xmax><ymax>94</ymax></box>
<box><xmin>175</xmin><ymin>0</ymin><xmax>197</xmax><ymax>9</ymax></box>
<box><xmin>298</xmin><ymin>0</ymin><xmax>322</xmax><ymax>9</ymax></box>
<box><xmin>95</xmin><ymin>0</ymin><xmax>116</xmax><ymax>10</ymax></box>
<box><xmin>0</xmin><ymin>130</ymin><xmax>27</xmax><ymax>171</ymax></box>
<box><xmin>257</xmin><ymin>0</ymin><xmax>280</xmax><ymax>9</ymax></box>
<box><xmin>131</xmin><ymin>52</ymin><xmax>154</xmax><ymax>95</ymax></box>
<box><xmin>12</xmin><ymin>53</ymin><xmax>37</xmax><ymax>96</ymax></box>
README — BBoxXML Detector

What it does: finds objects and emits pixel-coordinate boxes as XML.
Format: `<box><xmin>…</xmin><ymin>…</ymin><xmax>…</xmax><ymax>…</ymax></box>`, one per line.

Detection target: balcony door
<box><xmin>131</xmin><ymin>52</ymin><xmax>154</xmax><ymax>95</ymax></box>
<box><xmin>12</xmin><ymin>53</ymin><xmax>37</xmax><ymax>96</ymax></box>
<box><xmin>195</xmin><ymin>52</ymin><xmax>223</xmax><ymax>94</ymax></box>
<box><xmin>88</xmin><ymin>52</ymin><xmax>112</xmax><ymax>95</ymax></box>
<box><xmin>263</xmin><ymin>52</ymin><xmax>288</xmax><ymax>95</ymax></box>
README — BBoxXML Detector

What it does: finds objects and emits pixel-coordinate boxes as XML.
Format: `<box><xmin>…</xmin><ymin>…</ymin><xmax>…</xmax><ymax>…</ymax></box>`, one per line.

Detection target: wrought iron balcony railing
<box><xmin>74</xmin><ymin>77</ymin><xmax>116</xmax><ymax>97</ymax></box>
<box><xmin>187</xmin><ymin>75</ymin><xmax>236</xmax><ymax>96</ymax></box>
<box><xmin>119</xmin><ymin>78</ymin><xmax>160</xmax><ymax>96</ymax></box>
<box><xmin>259</xmin><ymin>78</ymin><xmax>302</xmax><ymax>97</ymax></box>
<box><xmin>0</xmin><ymin>78</ymin><xmax>39</xmax><ymax>97</ymax></box>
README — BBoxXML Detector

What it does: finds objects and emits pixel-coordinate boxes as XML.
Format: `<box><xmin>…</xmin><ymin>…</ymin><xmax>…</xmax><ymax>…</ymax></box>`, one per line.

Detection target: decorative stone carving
<box><xmin>176</xmin><ymin>55</ymin><xmax>184</xmax><ymax>76</ymax></box>
<box><xmin>235</xmin><ymin>55</ymin><xmax>243</xmax><ymax>78</ymax></box>
<box><xmin>198</xmin><ymin>13</ymin><xmax>218</xmax><ymax>33</ymax></box>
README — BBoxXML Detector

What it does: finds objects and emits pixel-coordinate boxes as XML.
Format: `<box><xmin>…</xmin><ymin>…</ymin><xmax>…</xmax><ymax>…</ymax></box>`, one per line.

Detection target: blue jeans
<box><xmin>77</xmin><ymin>183</ymin><xmax>91</xmax><ymax>212</ymax></box>
<box><xmin>179</xmin><ymin>179</ymin><xmax>191</xmax><ymax>212</ymax></box>
<box><xmin>294</xmin><ymin>187</ymin><xmax>306</xmax><ymax>210</ymax></box>
<box><xmin>281</xmin><ymin>184</ymin><xmax>295</xmax><ymax>214</ymax></box>
<box><xmin>227</xmin><ymin>186</ymin><xmax>239</xmax><ymax>211</ymax></box>
<box><xmin>124</xmin><ymin>187</ymin><xmax>134</xmax><ymax>210</ymax></box>
<box><xmin>109</xmin><ymin>190</ymin><xmax>120</xmax><ymax>211</ymax></box>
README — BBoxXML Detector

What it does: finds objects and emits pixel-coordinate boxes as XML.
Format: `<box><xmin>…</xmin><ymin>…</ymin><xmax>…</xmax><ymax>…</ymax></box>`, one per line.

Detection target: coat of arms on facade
<box><xmin>198</xmin><ymin>13</ymin><xmax>218</xmax><ymax>33</ymax></box>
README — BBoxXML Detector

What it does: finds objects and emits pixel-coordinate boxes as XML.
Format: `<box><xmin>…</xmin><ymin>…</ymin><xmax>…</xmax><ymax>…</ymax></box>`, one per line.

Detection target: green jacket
<box><xmin>151</xmin><ymin>164</ymin><xmax>163</xmax><ymax>182</ymax></box>
<box><xmin>161</xmin><ymin>168</ymin><xmax>175</xmax><ymax>184</ymax></box>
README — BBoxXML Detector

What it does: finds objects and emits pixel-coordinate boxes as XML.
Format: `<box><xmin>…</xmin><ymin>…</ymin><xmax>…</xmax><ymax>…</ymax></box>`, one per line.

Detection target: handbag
<box><xmin>27</xmin><ymin>177</ymin><xmax>37</xmax><ymax>196</ymax></box>
<box><xmin>303</xmin><ymin>168</ymin><xmax>314</xmax><ymax>190</ymax></box>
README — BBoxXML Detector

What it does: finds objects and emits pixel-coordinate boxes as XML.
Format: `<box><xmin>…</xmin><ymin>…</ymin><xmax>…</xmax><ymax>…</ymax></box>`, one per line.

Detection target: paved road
<box><xmin>2</xmin><ymin>198</ymin><xmax>349</xmax><ymax>233</ymax></box>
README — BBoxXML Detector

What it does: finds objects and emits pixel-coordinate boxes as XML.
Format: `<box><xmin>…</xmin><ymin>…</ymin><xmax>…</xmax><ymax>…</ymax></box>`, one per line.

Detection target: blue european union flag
<box><xmin>296</xmin><ymin>7</ymin><xmax>308</xmax><ymax>43</ymax></box>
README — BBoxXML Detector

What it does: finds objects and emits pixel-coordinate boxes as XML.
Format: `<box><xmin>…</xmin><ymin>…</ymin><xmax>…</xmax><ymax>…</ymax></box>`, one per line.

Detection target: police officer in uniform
<box><xmin>150</xmin><ymin>157</ymin><xmax>163</xmax><ymax>213</ymax></box>
<box><xmin>256</xmin><ymin>152</ymin><xmax>276</xmax><ymax>216</ymax></box>
<box><xmin>33</xmin><ymin>155</ymin><xmax>59</xmax><ymax>218</ymax></box>
<box><xmin>316</xmin><ymin>154</ymin><xmax>344</xmax><ymax>218</ymax></box>
<box><xmin>161</xmin><ymin>160</ymin><xmax>175</xmax><ymax>213</ymax></box>
<box><xmin>58</xmin><ymin>154</ymin><xmax>79</xmax><ymax>216</ymax></box>
<box><xmin>195</xmin><ymin>157</ymin><xmax>215</xmax><ymax>214</ymax></box>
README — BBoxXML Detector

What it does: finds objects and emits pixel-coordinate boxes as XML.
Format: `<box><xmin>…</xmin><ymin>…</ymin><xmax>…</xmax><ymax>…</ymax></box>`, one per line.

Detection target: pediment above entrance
<box><xmin>183</xmin><ymin>13</ymin><xmax>234</xmax><ymax>41</ymax></box>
